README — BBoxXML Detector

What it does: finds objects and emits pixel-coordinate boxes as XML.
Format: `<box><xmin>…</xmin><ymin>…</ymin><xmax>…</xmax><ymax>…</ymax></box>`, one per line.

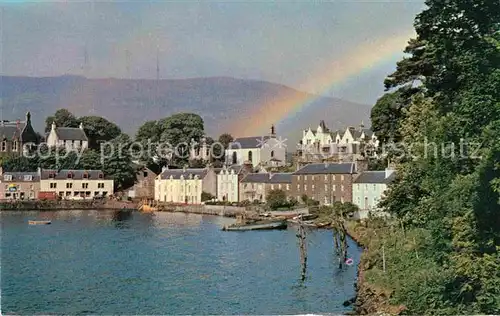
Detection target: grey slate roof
<box><xmin>41</xmin><ymin>169</ymin><xmax>106</xmax><ymax>180</ymax></box>
<box><xmin>2</xmin><ymin>171</ymin><xmax>40</xmax><ymax>182</ymax></box>
<box><xmin>293</xmin><ymin>163</ymin><xmax>356</xmax><ymax>175</ymax></box>
<box><xmin>354</xmin><ymin>171</ymin><xmax>395</xmax><ymax>184</ymax></box>
<box><xmin>241</xmin><ymin>173</ymin><xmax>270</xmax><ymax>183</ymax></box>
<box><xmin>0</xmin><ymin>123</ymin><xmax>26</xmax><ymax>140</ymax></box>
<box><xmin>230</xmin><ymin>136</ymin><xmax>270</xmax><ymax>149</ymax></box>
<box><xmin>241</xmin><ymin>172</ymin><xmax>292</xmax><ymax>183</ymax></box>
<box><xmin>55</xmin><ymin>127</ymin><xmax>88</xmax><ymax>141</ymax></box>
<box><xmin>268</xmin><ymin>173</ymin><xmax>292</xmax><ymax>184</ymax></box>
<box><xmin>159</xmin><ymin>168</ymin><xmax>209</xmax><ymax>180</ymax></box>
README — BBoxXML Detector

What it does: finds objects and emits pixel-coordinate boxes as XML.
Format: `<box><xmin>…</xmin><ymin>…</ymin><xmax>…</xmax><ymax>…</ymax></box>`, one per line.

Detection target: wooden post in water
<box><xmin>297</xmin><ymin>216</ymin><xmax>307</xmax><ymax>281</ymax></box>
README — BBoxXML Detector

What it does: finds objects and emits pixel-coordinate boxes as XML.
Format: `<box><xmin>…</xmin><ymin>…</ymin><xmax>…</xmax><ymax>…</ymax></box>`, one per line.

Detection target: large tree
<box><xmin>44</xmin><ymin>109</ymin><xmax>79</xmax><ymax>133</ymax></box>
<box><xmin>372</xmin><ymin>0</ymin><xmax>500</xmax><ymax>313</ymax></box>
<box><xmin>79</xmin><ymin>116</ymin><xmax>122</xmax><ymax>150</ymax></box>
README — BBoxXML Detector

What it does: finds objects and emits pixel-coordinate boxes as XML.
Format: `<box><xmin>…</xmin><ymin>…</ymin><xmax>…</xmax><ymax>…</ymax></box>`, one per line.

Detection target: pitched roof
<box><xmin>55</xmin><ymin>127</ymin><xmax>88</xmax><ymax>141</ymax></box>
<box><xmin>268</xmin><ymin>173</ymin><xmax>292</xmax><ymax>184</ymax></box>
<box><xmin>229</xmin><ymin>136</ymin><xmax>270</xmax><ymax>149</ymax></box>
<box><xmin>0</xmin><ymin>122</ymin><xmax>26</xmax><ymax>140</ymax></box>
<box><xmin>241</xmin><ymin>172</ymin><xmax>292</xmax><ymax>183</ymax></box>
<box><xmin>159</xmin><ymin>168</ymin><xmax>209</xmax><ymax>180</ymax></box>
<box><xmin>2</xmin><ymin>171</ymin><xmax>40</xmax><ymax>182</ymax></box>
<box><xmin>40</xmin><ymin>169</ymin><xmax>106</xmax><ymax>180</ymax></box>
<box><xmin>293</xmin><ymin>163</ymin><xmax>356</xmax><ymax>175</ymax></box>
<box><xmin>218</xmin><ymin>165</ymin><xmax>243</xmax><ymax>175</ymax></box>
<box><xmin>354</xmin><ymin>171</ymin><xmax>396</xmax><ymax>184</ymax></box>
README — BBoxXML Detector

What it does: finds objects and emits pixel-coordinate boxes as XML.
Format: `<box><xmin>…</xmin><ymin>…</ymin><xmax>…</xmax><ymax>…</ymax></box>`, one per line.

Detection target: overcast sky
<box><xmin>0</xmin><ymin>1</ymin><xmax>425</xmax><ymax>104</ymax></box>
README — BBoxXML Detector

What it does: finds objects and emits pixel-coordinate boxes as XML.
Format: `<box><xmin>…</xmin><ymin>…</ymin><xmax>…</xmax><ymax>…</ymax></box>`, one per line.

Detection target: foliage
<box><xmin>44</xmin><ymin>109</ymin><xmax>79</xmax><ymax>132</ymax></box>
<box><xmin>201</xmin><ymin>191</ymin><xmax>214</xmax><ymax>202</ymax></box>
<box><xmin>79</xmin><ymin>116</ymin><xmax>122</xmax><ymax>150</ymax></box>
<box><xmin>369</xmin><ymin>0</ymin><xmax>500</xmax><ymax>313</ymax></box>
<box><xmin>266</xmin><ymin>189</ymin><xmax>289</xmax><ymax>210</ymax></box>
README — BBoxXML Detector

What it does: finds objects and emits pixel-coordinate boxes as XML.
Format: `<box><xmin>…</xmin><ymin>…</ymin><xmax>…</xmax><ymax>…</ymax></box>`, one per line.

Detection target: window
<box><xmin>341</xmin><ymin>175</ymin><xmax>344</xmax><ymax>181</ymax></box>
<box><xmin>286</xmin><ymin>184</ymin><xmax>290</xmax><ymax>190</ymax></box>
<box><xmin>324</xmin><ymin>175</ymin><xmax>328</xmax><ymax>181</ymax></box>
<box><xmin>312</xmin><ymin>184</ymin><xmax>315</xmax><ymax>190</ymax></box>
<box><xmin>98</xmin><ymin>183</ymin><xmax>105</xmax><ymax>189</ymax></box>
<box><xmin>305</xmin><ymin>176</ymin><xmax>308</xmax><ymax>181</ymax></box>
<box><xmin>271</xmin><ymin>150</ymin><xmax>274</xmax><ymax>158</ymax></box>
<box><xmin>312</xmin><ymin>176</ymin><xmax>315</xmax><ymax>181</ymax></box>
<box><xmin>232</xmin><ymin>152</ymin><xmax>237</xmax><ymax>164</ymax></box>
<box><xmin>248</xmin><ymin>151</ymin><xmax>253</xmax><ymax>162</ymax></box>
<box><xmin>12</xmin><ymin>141</ymin><xmax>18</xmax><ymax>151</ymax></box>
<box><xmin>24</xmin><ymin>175</ymin><xmax>32</xmax><ymax>181</ymax></box>
<box><xmin>143</xmin><ymin>171</ymin><xmax>148</xmax><ymax>177</ymax></box>
<box><xmin>341</xmin><ymin>185</ymin><xmax>344</xmax><ymax>192</ymax></box>
<box><xmin>66</xmin><ymin>183</ymin><xmax>73</xmax><ymax>189</ymax></box>
<box><xmin>333</xmin><ymin>175</ymin><xmax>336</xmax><ymax>181</ymax></box>
<box><xmin>50</xmin><ymin>183</ymin><xmax>57</xmax><ymax>189</ymax></box>
<box><xmin>271</xmin><ymin>184</ymin><xmax>274</xmax><ymax>190</ymax></box>
<box><xmin>1</xmin><ymin>140</ymin><xmax>7</xmax><ymax>152</ymax></box>
<box><xmin>98</xmin><ymin>173</ymin><xmax>103</xmax><ymax>179</ymax></box>
<box><xmin>325</xmin><ymin>185</ymin><xmax>328</xmax><ymax>191</ymax></box>
<box><xmin>3</xmin><ymin>175</ymin><xmax>12</xmax><ymax>181</ymax></box>
<box><xmin>304</xmin><ymin>185</ymin><xmax>307</xmax><ymax>191</ymax></box>
<box><xmin>49</xmin><ymin>173</ymin><xmax>55</xmax><ymax>179</ymax></box>
<box><xmin>79</xmin><ymin>141</ymin><xmax>83</xmax><ymax>147</ymax></box>
<box><xmin>67</xmin><ymin>173</ymin><xmax>73</xmax><ymax>179</ymax></box>
<box><xmin>333</xmin><ymin>185</ymin><xmax>336</xmax><ymax>191</ymax></box>
<box><xmin>82</xmin><ymin>183</ymin><xmax>89</xmax><ymax>189</ymax></box>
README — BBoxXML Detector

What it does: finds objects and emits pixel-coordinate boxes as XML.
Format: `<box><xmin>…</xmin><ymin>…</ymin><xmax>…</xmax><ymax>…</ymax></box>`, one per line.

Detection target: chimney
<box><xmin>385</xmin><ymin>167</ymin><xmax>395</xmax><ymax>179</ymax></box>
<box><xmin>79</xmin><ymin>122</ymin><xmax>84</xmax><ymax>130</ymax></box>
<box><xmin>26</xmin><ymin>111</ymin><xmax>31</xmax><ymax>123</ymax></box>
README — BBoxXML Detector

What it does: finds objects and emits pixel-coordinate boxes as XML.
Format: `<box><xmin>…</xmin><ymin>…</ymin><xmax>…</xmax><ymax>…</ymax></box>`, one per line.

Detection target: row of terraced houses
<box><xmin>155</xmin><ymin>122</ymin><xmax>395</xmax><ymax>218</ymax></box>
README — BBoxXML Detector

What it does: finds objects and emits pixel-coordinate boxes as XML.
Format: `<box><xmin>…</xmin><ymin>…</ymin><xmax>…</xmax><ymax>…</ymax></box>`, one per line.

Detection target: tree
<box><xmin>266</xmin><ymin>189</ymin><xmax>288</xmax><ymax>210</ymax></box>
<box><xmin>79</xmin><ymin>116</ymin><xmax>121</xmax><ymax>150</ymax></box>
<box><xmin>101</xmin><ymin>134</ymin><xmax>136</xmax><ymax>191</ymax></box>
<box><xmin>44</xmin><ymin>109</ymin><xmax>79</xmax><ymax>133</ymax></box>
<box><xmin>2</xmin><ymin>156</ymin><xmax>39</xmax><ymax>172</ymax></box>
<box><xmin>214</xmin><ymin>133</ymin><xmax>233</xmax><ymax>163</ymax></box>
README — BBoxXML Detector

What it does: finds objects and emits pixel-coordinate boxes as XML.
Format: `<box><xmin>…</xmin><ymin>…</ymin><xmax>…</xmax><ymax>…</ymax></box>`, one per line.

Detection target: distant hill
<box><xmin>0</xmin><ymin>75</ymin><xmax>371</xmax><ymax>144</ymax></box>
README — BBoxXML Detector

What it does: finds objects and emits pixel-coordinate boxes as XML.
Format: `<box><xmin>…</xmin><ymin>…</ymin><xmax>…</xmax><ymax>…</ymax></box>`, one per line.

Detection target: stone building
<box><xmin>126</xmin><ymin>164</ymin><xmax>156</xmax><ymax>199</ymax></box>
<box><xmin>0</xmin><ymin>112</ymin><xmax>39</xmax><ymax>158</ymax></box>
<box><xmin>291</xmin><ymin>161</ymin><xmax>366</xmax><ymax>205</ymax></box>
<box><xmin>239</xmin><ymin>172</ymin><xmax>292</xmax><ymax>203</ymax></box>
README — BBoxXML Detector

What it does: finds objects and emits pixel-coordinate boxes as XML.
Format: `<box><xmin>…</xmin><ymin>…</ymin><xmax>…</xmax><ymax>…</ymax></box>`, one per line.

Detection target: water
<box><xmin>1</xmin><ymin>210</ymin><xmax>362</xmax><ymax>314</ymax></box>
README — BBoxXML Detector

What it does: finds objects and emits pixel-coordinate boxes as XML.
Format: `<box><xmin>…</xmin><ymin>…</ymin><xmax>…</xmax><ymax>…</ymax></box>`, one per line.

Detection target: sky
<box><xmin>0</xmin><ymin>1</ymin><xmax>426</xmax><ymax>105</ymax></box>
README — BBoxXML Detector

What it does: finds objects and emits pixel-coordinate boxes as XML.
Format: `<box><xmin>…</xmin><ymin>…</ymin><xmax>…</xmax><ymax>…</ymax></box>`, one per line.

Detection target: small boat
<box><xmin>28</xmin><ymin>220</ymin><xmax>51</xmax><ymax>225</ymax></box>
<box><xmin>222</xmin><ymin>220</ymin><xmax>287</xmax><ymax>231</ymax></box>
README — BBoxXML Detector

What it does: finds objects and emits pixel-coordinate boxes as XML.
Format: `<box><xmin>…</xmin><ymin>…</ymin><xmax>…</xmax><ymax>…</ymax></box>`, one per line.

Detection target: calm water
<box><xmin>1</xmin><ymin>210</ymin><xmax>361</xmax><ymax>315</ymax></box>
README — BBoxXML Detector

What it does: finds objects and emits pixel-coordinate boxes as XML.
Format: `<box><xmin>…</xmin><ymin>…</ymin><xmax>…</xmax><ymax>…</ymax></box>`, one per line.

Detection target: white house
<box><xmin>155</xmin><ymin>166</ymin><xmax>216</xmax><ymax>204</ymax></box>
<box><xmin>352</xmin><ymin>169</ymin><xmax>395</xmax><ymax>219</ymax></box>
<box><xmin>225</xmin><ymin>125</ymin><xmax>286</xmax><ymax>168</ymax></box>
<box><xmin>46</xmin><ymin>122</ymin><xmax>88</xmax><ymax>151</ymax></box>
<box><xmin>39</xmin><ymin>169</ymin><xmax>113</xmax><ymax>200</ymax></box>
<box><xmin>216</xmin><ymin>163</ymin><xmax>253</xmax><ymax>202</ymax></box>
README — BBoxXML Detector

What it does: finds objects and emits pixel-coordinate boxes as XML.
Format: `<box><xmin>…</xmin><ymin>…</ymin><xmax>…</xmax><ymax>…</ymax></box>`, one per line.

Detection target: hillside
<box><xmin>0</xmin><ymin>75</ymin><xmax>371</xmax><ymax>144</ymax></box>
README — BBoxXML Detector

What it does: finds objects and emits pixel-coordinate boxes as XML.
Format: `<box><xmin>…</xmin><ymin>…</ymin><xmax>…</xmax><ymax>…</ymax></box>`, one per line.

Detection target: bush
<box><xmin>201</xmin><ymin>191</ymin><xmax>214</xmax><ymax>202</ymax></box>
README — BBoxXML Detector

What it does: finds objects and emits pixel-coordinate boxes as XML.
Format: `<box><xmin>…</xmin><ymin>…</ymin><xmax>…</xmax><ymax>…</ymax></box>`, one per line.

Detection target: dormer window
<box><xmin>83</xmin><ymin>172</ymin><xmax>89</xmax><ymax>179</ymax></box>
<box><xmin>49</xmin><ymin>173</ymin><xmax>55</xmax><ymax>179</ymax></box>
<box><xmin>98</xmin><ymin>173</ymin><xmax>103</xmax><ymax>179</ymax></box>
<box><xmin>24</xmin><ymin>175</ymin><xmax>33</xmax><ymax>181</ymax></box>
<box><xmin>3</xmin><ymin>175</ymin><xmax>12</xmax><ymax>181</ymax></box>
<box><xmin>67</xmin><ymin>172</ymin><xmax>73</xmax><ymax>179</ymax></box>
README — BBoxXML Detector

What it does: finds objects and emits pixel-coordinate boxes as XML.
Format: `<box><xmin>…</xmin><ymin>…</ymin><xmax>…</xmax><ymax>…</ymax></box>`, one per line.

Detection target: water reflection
<box><xmin>112</xmin><ymin>210</ymin><xmax>132</xmax><ymax>229</ymax></box>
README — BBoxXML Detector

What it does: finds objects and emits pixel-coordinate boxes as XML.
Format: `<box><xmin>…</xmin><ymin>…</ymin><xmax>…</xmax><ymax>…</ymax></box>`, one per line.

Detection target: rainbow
<box><xmin>227</xmin><ymin>30</ymin><xmax>415</xmax><ymax>137</ymax></box>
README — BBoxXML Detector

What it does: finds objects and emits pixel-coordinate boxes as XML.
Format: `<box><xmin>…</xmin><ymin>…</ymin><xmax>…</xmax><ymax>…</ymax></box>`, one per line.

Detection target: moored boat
<box><xmin>222</xmin><ymin>220</ymin><xmax>287</xmax><ymax>231</ymax></box>
<box><xmin>28</xmin><ymin>220</ymin><xmax>51</xmax><ymax>225</ymax></box>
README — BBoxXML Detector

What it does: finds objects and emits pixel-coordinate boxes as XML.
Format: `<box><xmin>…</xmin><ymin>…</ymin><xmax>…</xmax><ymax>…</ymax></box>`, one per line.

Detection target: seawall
<box><xmin>0</xmin><ymin>200</ymin><xmax>134</xmax><ymax>211</ymax></box>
